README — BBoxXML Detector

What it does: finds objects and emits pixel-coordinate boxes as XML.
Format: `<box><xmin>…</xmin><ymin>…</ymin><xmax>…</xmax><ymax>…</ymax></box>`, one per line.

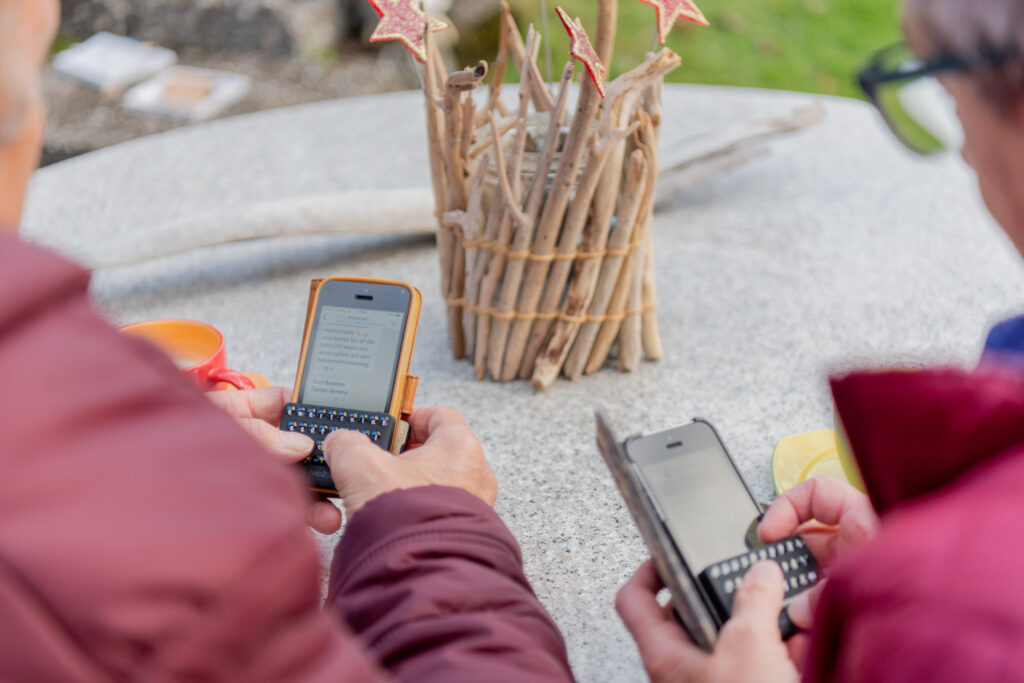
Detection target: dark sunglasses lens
<box><xmin>876</xmin><ymin>75</ymin><xmax>963</xmax><ymax>154</ymax></box>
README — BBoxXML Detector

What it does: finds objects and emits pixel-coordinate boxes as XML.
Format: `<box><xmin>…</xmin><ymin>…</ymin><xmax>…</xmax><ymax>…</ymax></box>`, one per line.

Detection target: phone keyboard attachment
<box><xmin>698</xmin><ymin>536</ymin><xmax>821</xmax><ymax>637</ymax></box>
<box><xmin>280</xmin><ymin>403</ymin><xmax>395</xmax><ymax>490</ymax></box>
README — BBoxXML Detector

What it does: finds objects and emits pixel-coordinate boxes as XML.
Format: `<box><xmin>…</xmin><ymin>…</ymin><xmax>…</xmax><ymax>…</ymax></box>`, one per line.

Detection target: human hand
<box><xmin>757</xmin><ymin>476</ymin><xmax>878</xmax><ymax>655</ymax></box>
<box><xmin>206</xmin><ymin>386</ymin><xmax>342</xmax><ymax>534</ymax></box>
<box><xmin>617</xmin><ymin>559</ymin><xmax>799</xmax><ymax>683</ymax></box>
<box><xmin>322</xmin><ymin>406</ymin><xmax>497</xmax><ymax>519</ymax></box>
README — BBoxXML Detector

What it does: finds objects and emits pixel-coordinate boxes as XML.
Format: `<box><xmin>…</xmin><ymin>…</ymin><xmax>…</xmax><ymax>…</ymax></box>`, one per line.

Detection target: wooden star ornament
<box><xmin>367</xmin><ymin>0</ymin><xmax>448</xmax><ymax>63</ymax></box>
<box><xmin>555</xmin><ymin>7</ymin><xmax>607</xmax><ymax>98</ymax></box>
<box><xmin>638</xmin><ymin>0</ymin><xmax>709</xmax><ymax>44</ymax></box>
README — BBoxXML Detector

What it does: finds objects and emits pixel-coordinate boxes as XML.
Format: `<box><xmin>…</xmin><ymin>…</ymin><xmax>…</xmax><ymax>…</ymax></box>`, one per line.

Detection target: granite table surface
<box><xmin>23</xmin><ymin>84</ymin><xmax>1024</xmax><ymax>681</ymax></box>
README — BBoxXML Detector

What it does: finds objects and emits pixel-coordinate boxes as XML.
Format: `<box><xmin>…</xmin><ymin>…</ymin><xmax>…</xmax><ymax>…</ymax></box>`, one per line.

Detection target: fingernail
<box><xmin>279</xmin><ymin>431</ymin><xmax>314</xmax><ymax>455</ymax></box>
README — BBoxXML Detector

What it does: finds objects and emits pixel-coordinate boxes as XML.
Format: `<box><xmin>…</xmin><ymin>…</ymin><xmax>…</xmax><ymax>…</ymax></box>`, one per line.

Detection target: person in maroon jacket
<box><xmin>617</xmin><ymin>0</ymin><xmax>1024</xmax><ymax>681</ymax></box>
<box><xmin>0</xmin><ymin>1</ymin><xmax>574</xmax><ymax>681</ymax></box>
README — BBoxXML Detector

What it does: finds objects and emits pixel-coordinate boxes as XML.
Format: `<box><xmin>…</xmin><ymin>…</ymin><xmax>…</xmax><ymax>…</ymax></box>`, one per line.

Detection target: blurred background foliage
<box><xmin>458</xmin><ymin>0</ymin><xmax>903</xmax><ymax>100</ymax></box>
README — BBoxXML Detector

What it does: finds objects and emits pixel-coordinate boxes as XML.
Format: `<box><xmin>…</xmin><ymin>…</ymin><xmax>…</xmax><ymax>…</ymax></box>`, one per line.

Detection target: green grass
<box><xmin>489</xmin><ymin>0</ymin><xmax>903</xmax><ymax>99</ymax></box>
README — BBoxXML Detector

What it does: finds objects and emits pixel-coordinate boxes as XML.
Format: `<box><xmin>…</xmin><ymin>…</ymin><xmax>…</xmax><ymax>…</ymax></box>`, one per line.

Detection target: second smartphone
<box><xmin>625</xmin><ymin>419</ymin><xmax>822</xmax><ymax>642</ymax></box>
<box><xmin>282</xmin><ymin>277</ymin><xmax>421</xmax><ymax>495</ymax></box>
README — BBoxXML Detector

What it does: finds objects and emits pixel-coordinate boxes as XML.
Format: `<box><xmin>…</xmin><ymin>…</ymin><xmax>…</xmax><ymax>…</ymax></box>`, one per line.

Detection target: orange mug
<box><xmin>120</xmin><ymin>319</ymin><xmax>260</xmax><ymax>391</ymax></box>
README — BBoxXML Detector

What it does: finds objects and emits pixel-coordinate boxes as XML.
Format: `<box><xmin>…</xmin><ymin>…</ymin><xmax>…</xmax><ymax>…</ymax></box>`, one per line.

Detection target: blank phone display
<box><xmin>634</xmin><ymin>434</ymin><xmax>761</xmax><ymax>572</ymax></box>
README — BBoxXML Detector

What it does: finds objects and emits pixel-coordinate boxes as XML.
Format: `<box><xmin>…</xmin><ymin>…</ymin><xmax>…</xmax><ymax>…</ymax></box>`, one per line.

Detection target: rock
<box><xmin>58</xmin><ymin>0</ymin><xmax>341</xmax><ymax>59</ymax></box>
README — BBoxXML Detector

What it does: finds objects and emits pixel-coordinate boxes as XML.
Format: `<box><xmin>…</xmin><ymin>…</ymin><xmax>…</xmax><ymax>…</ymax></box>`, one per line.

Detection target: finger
<box><xmin>727</xmin><ymin>561</ymin><xmax>786</xmax><ymax>638</ymax></box>
<box><xmin>407</xmin><ymin>407</ymin><xmax>477</xmax><ymax>452</ymax></box>
<box><xmin>759</xmin><ymin>477</ymin><xmax>874</xmax><ymax>544</ymax></box>
<box><xmin>616</xmin><ymin>561</ymin><xmax>705</xmax><ymax>679</ymax></box>
<box><xmin>323</xmin><ymin>428</ymin><xmax>390</xmax><ymax>470</ymax></box>
<box><xmin>307</xmin><ymin>500</ymin><xmax>343</xmax><ymax>535</ymax></box>
<box><xmin>785</xmin><ymin>632</ymin><xmax>811</xmax><ymax>668</ymax></box>
<box><xmin>207</xmin><ymin>387</ymin><xmax>292</xmax><ymax>424</ymax></box>
<box><xmin>236</xmin><ymin>417</ymin><xmax>314</xmax><ymax>461</ymax></box>
<box><xmin>785</xmin><ymin>580</ymin><xmax>825</xmax><ymax>629</ymax></box>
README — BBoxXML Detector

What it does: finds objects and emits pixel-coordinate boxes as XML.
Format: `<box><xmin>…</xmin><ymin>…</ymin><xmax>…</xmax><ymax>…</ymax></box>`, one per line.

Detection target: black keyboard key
<box><xmin>698</xmin><ymin>536</ymin><xmax>821</xmax><ymax>636</ymax></box>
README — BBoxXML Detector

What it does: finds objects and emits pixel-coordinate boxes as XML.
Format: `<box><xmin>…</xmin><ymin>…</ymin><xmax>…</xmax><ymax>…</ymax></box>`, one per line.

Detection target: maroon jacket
<box><xmin>0</xmin><ymin>236</ymin><xmax>573</xmax><ymax>682</ymax></box>
<box><xmin>805</xmin><ymin>369</ymin><xmax>1024</xmax><ymax>681</ymax></box>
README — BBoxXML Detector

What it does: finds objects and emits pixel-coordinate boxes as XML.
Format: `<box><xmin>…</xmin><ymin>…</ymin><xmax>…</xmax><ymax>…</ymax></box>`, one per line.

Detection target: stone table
<box><xmin>22</xmin><ymin>85</ymin><xmax>1024</xmax><ymax>681</ymax></box>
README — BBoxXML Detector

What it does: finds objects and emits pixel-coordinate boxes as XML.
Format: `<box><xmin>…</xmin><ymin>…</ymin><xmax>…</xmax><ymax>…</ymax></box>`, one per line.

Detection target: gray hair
<box><xmin>904</xmin><ymin>0</ymin><xmax>1024</xmax><ymax>114</ymax></box>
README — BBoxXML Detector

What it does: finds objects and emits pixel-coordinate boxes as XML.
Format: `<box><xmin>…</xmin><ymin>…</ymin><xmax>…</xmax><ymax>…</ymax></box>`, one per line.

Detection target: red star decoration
<box><xmin>638</xmin><ymin>0</ymin><xmax>709</xmax><ymax>44</ymax></box>
<box><xmin>367</xmin><ymin>0</ymin><xmax>448</xmax><ymax>64</ymax></box>
<box><xmin>555</xmin><ymin>7</ymin><xmax>607</xmax><ymax>98</ymax></box>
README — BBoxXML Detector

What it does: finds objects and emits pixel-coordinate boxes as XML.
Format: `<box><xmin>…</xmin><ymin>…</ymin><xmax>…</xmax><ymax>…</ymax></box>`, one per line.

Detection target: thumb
<box><xmin>729</xmin><ymin>561</ymin><xmax>787</xmax><ymax>637</ymax></box>
<box><xmin>323</xmin><ymin>429</ymin><xmax>387</xmax><ymax>471</ymax></box>
<box><xmin>237</xmin><ymin>417</ymin><xmax>314</xmax><ymax>462</ymax></box>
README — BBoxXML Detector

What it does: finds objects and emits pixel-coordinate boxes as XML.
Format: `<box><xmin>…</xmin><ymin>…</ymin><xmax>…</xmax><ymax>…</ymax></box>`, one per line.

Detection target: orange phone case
<box><xmin>291</xmin><ymin>277</ymin><xmax>421</xmax><ymax>458</ymax></box>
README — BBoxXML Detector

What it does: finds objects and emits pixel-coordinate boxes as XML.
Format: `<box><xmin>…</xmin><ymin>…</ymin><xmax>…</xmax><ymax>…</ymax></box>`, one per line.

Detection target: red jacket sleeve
<box><xmin>0</xmin><ymin>236</ymin><xmax>573</xmax><ymax>682</ymax></box>
<box><xmin>0</xmin><ymin>237</ymin><xmax>383</xmax><ymax>682</ymax></box>
<box><xmin>327</xmin><ymin>486</ymin><xmax>576</xmax><ymax>683</ymax></box>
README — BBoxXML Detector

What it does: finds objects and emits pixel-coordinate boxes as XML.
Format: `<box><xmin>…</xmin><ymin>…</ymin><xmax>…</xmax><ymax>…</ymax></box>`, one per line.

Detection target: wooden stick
<box><xmin>528</xmin><ymin>58</ymin><xmax>679</xmax><ymax>387</ymax></box>
<box><xmin>456</xmin><ymin>151</ymin><xmax>493</xmax><ymax>355</ymax></box>
<box><xmin>490</xmin><ymin>2</ymin><xmax>513</xmax><ymax>114</ymax></box>
<box><xmin>584</xmin><ymin>237</ymin><xmax>639</xmax><ymax>374</ymax></box>
<box><xmin>517</xmin><ymin>119</ymin><xmax>639</xmax><ymax>379</ymax></box>
<box><xmin>641</xmin><ymin>231</ymin><xmax>663</xmax><ymax>360</ymax></box>
<box><xmin>551</xmin><ymin>102</ymin><xmax>636</xmax><ymax>378</ymax></box>
<box><xmin>568</xmin><ymin>105</ymin><xmax>658</xmax><ymax>375</ymax></box>
<box><xmin>488</xmin><ymin>114</ymin><xmax>530</xmax><ymax>229</ymax></box>
<box><xmin>423</xmin><ymin>30</ymin><xmax>456</xmax><ymax>361</ymax></box>
<box><xmin>443</xmin><ymin>62</ymin><xmax>487</xmax><ymax>211</ymax></box>
<box><xmin>531</xmin><ymin>148</ymin><xmax>648</xmax><ymax>389</ymax></box>
<box><xmin>460</xmin><ymin>96</ymin><xmax>476</xmax><ymax>167</ymax></box>
<box><xmin>440</xmin><ymin>61</ymin><xmax>488</xmax><ymax>360</ymax></box>
<box><xmin>429</xmin><ymin>35</ymin><xmax>448</xmax><ymax>98</ymax></box>
<box><xmin>502</xmin><ymin>5</ymin><xmax>554</xmax><ymax>113</ymax></box>
<box><xmin>520</xmin><ymin>61</ymin><xmax>574</xmax><ymax>216</ymax></box>
<box><xmin>605</xmin><ymin>48</ymin><xmax>680</xmax><ymax>105</ymax></box>
<box><xmin>444</xmin><ymin>154</ymin><xmax>490</xmax><ymax>286</ymax></box>
<box><xmin>469</xmin><ymin>115</ymin><xmax>517</xmax><ymax>160</ymax></box>
<box><xmin>485</xmin><ymin>29</ymin><xmax>559</xmax><ymax>379</ymax></box>
<box><xmin>465</xmin><ymin>62</ymin><xmax>570</xmax><ymax>378</ymax></box>
<box><xmin>557</xmin><ymin>148</ymin><xmax>648</xmax><ymax>381</ymax></box>
<box><xmin>463</xmin><ymin>164</ymin><xmax>502</xmax><ymax>357</ymax></box>
<box><xmin>618</xmin><ymin>225</ymin><xmax>645</xmax><ymax>372</ymax></box>
<box><xmin>474</xmin><ymin>33</ymin><xmax>535</xmax><ymax>379</ymax></box>
<box><xmin>585</xmin><ymin>111</ymin><xmax>659</xmax><ymax>374</ymax></box>
<box><xmin>490</xmin><ymin>71</ymin><xmax>602</xmax><ymax>380</ymax></box>
<box><xmin>423</xmin><ymin>30</ymin><xmax>448</xmax><ymax>222</ymax></box>
<box><xmin>639</xmin><ymin>81</ymin><xmax>664</xmax><ymax>362</ymax></box>
<box><xmin>596</xmin><ymin>0</ymin><xmax>617</xmax><ymax>72</ymax></box>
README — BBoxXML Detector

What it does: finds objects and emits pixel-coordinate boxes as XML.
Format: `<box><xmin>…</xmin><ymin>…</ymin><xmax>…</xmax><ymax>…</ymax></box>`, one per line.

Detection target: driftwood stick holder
<box><xmin>423</xmin><ymin>3</ymin><xmax>680</xmax><ymax>389</ymax></box>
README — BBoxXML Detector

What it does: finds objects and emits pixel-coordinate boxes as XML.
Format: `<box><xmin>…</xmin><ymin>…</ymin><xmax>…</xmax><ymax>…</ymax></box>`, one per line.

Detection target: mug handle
<box><xmin>208</xmin><ymin>367</ymin><xmax>256</xmax><ymax>391</ymax></box>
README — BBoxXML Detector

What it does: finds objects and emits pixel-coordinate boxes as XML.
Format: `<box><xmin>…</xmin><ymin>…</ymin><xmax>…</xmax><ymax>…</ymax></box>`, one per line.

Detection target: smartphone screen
<box><xmin>629</xmin><ymin>421</ymin><xmax>761</xmax><ymax>573</ymax></box>
<box><xmin>297</xmin><ymin>282</ymin><xmax>410</xmax><ymax>413</ymax></box>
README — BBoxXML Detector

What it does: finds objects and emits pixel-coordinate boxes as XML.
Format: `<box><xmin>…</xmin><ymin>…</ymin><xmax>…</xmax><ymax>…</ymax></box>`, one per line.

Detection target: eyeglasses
<box><xmin>858</xmin><ymin>43</ymin><xmax>968</xmax><ymax>155</ymax></box>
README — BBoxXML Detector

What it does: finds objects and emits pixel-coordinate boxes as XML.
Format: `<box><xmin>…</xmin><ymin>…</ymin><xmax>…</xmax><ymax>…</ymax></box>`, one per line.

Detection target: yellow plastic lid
<box><xmin>771</xmin><ymin>429</ymin><xmax>852</xmax><ymax>495</ymax></box>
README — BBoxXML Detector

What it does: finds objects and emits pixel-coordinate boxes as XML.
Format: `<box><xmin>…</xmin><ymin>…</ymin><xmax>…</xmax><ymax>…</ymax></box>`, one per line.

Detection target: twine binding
<box><xmin>461</xmin><ymin>234</ymin><xmax>648</xmax><ymax>263</ymax></box>
<box><xmin>448</xmin><ymin>297</ymin><xmax>658</xmax><ymax>324</ymax></box>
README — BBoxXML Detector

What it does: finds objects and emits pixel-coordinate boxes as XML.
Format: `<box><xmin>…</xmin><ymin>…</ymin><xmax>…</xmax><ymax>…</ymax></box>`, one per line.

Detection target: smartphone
<box><xmin>597</xmin><ymin>414</ymin><xmax>821</xmax><ymax>648</ymax></box>
<box><xmin>282</xmin><ymin>277</ymin><xmax>421</xmax><ymax>495</ymax></box>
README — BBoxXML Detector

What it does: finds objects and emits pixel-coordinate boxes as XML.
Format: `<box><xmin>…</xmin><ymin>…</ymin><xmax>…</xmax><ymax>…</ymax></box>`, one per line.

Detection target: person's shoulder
<box><xmin>832</xmin><ymin>447</ymin><xmax>1024</xmax><ymax>609</ymax></box>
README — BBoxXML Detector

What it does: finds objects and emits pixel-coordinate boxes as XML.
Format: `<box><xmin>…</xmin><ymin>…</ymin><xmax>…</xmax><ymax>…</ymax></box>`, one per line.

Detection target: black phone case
<box><xmin>597</xmin><ymin>413</ymin><xmax>821</xmax><ymax>649</ymax></box>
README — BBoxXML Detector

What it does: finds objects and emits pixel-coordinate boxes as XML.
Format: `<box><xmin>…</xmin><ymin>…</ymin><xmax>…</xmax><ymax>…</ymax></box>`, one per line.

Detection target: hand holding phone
<box><xmin>207</xmin><ymin>386</ymin><xmax>343</xmax><ymax>534</ymax></box>
<box><xmin>282</xmin><ymin>278</ymin><xmax>421</xmax><ymax>496</ymax></box>
<box><xmin>757</xmin><ymin>476</ymin><xmax>879</xmax><ymax>630</ymax></box>
<box><xmin>322</xmin><ymin>406</ymin><xmax>497</xmax><ymax>518</ymax></box>
<box><xmin>617</xmin><ymin>559</ymin><xmax>800</xmax><ymax>683</ymax></box>
<box><xmin>596</xmin><ymin>414</ymin><xmax>824</xmax><ymax>651</ymax></box>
